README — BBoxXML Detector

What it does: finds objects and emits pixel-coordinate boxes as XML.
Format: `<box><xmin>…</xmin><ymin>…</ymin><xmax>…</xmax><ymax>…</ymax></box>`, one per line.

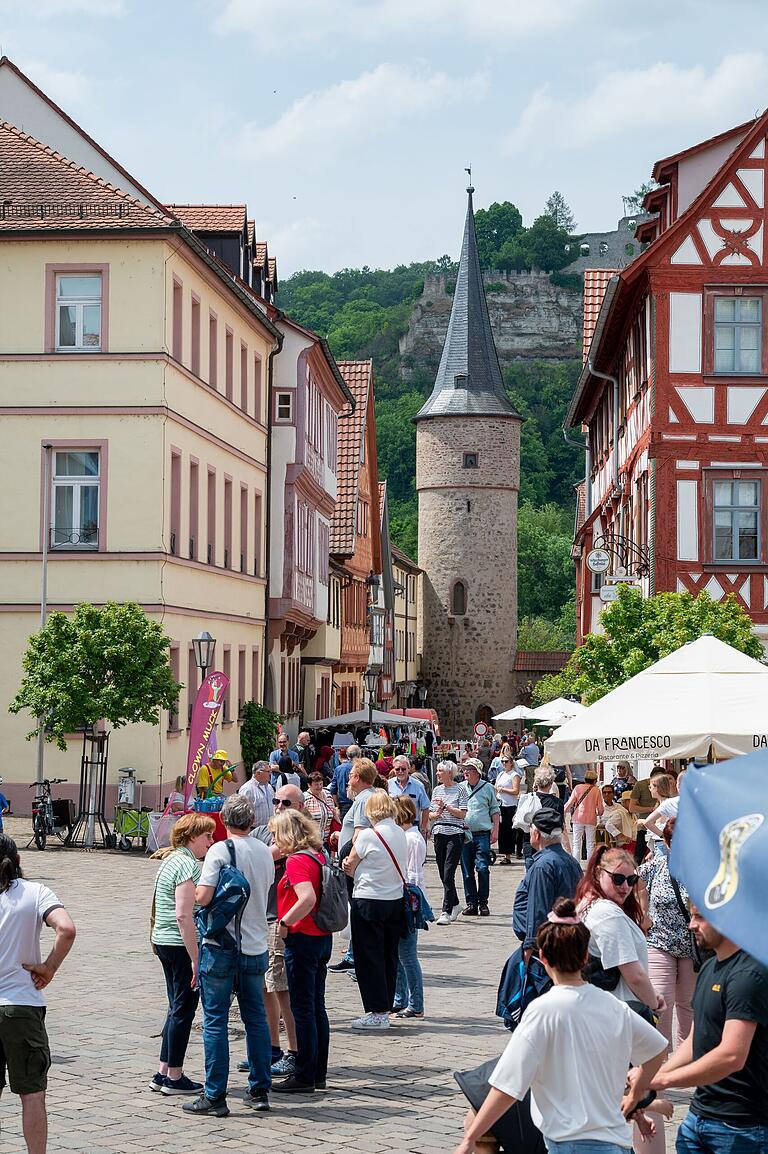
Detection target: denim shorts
<box><xmin>545</xmin><ymin>1141</ymin><xmax>632</xmax><ymax>1154</ymax></box>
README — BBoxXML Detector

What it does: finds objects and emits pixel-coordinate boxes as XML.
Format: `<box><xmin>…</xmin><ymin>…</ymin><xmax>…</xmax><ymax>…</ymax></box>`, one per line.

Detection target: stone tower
<box><xmin>415</xmin><ymin>187</ymin><xmax>521</xmax><ymax>736</ymax></box>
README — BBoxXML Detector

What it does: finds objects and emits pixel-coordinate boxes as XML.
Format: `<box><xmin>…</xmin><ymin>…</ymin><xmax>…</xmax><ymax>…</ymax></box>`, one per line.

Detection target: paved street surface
<box><xmin>1</xmin><ymin>819</ymin><xmax>689</xmax><ymax>1154</ymax></box>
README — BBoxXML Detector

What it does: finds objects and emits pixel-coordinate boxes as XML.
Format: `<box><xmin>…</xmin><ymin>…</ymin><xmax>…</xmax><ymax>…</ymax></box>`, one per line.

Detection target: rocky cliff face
<box><xmin>399</xmin><ymin>269</ymin><xmax>582</xmax><ymax>378</ymax></box>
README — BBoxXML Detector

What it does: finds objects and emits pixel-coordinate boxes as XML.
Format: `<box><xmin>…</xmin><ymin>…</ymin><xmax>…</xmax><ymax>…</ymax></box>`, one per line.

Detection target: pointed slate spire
<box><xmin>415</xmin><ymin>186</ymin><xmax>520</xmax><ymax>421</ymax></box>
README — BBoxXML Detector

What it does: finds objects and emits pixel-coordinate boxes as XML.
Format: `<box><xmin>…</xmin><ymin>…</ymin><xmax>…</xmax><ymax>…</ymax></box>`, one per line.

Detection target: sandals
<box><xmin>394</xmin><ymin>1008</ymin><xmax>424</xmax><ymax>1019</ymax></box>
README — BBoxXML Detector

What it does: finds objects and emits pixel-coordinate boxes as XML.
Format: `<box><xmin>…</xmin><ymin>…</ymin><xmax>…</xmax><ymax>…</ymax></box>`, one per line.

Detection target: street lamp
<box><xmin>418</xmin><ymin>684</ymin><xmax>428</xmax><ymax>705</ymax></box>
<box><xmin>363</xmin><ymin>667</ymin><xmax>378</xmax><ymax>729</ymax></box>
<box><xmin>192</xmin><ymin>630</ymin><xmax>216</xmax><ymax>684</ymax></box>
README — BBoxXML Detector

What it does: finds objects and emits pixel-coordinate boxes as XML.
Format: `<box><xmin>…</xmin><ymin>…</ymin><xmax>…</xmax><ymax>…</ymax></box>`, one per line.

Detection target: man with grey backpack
<box><xmin>184</xmin><ymin>795</ymin><xmax>274</xmax><ymax>1118</ymax></box>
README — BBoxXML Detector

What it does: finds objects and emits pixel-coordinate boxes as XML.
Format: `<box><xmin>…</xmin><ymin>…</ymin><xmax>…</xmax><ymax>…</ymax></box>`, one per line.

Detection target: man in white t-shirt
<box><xmin>0</xmin><ymin>834</ymin><xmax>76</xmax><ymax>1154</ymax></box>
<box><xmin>186</xmin><ymin>795</ymin><xmax>274</xmax><ymax>1118</ymax></box>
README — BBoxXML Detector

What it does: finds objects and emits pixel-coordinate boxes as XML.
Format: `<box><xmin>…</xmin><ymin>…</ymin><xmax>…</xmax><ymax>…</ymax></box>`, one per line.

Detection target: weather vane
<box><xmin>465</xmin><ymin>165</ymin><xmax>473</xmax><ymax>192</ymax></box>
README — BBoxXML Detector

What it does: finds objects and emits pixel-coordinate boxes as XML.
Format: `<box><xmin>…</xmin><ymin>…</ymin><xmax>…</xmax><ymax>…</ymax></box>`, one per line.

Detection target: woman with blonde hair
<box><xmin>342</xmin><ymin>789</ymin><xmax>408</xmax><ymax>1030</ymax></box>
<box><xmin>150</xmin><ymin>812</ymin><xmax>215</xmax><ymax>1095</ymax></box>
<box><xmin>564</xmin><ymin>767</ymin><xmax>603</xmax><ymax>862</ymax></box>
<box><xmin>270</xmin><ymin>808</ymin><xmax>332</xmax><ymax>1093</ymax></box>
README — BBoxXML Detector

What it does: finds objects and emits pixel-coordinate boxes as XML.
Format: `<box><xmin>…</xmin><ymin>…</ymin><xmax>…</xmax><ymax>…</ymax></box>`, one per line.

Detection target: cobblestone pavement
<box><xmin>1</xmin><ymin>819</ymin><xmax>689</xmax><ymax>1154</ymax></box>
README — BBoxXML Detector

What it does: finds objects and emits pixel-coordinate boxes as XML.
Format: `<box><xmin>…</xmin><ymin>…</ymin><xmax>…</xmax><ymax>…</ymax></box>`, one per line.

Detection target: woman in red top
<box><xmin>270</xmin><ymin>809</ymin><xmax>332</xmax><ymax>1094</ymax></box>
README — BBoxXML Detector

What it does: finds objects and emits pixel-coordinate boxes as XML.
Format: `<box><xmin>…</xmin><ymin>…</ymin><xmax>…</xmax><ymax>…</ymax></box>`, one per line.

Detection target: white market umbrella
<box><xmin>492</xmin><ymin>705</ymin><xmax>535</xmax><ymax>722</ymax></box>
<box><xmin>545</xmin><ymin>635</ymin><xmax>768</xmax><ymax>764</ymax></box>
<box><xmin>530</xmin><ymin>697</ymin><xmax>586</xmax><ymax>726</ymax></box>
<box><xmin>305</xmin><ymin>708</ymin><xmax>415</xmax><ymax>729</ymax></box>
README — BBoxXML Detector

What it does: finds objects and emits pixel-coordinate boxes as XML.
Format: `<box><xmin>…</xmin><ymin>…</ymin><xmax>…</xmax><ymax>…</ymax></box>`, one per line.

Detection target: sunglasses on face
<box><xmin>273</xmin><ymin>798</ymin><xmax>292</xmax><ymax>808</ymax></box>
<box><xmin>601</xmin><ymin>868</ymin><xmax>639</xmax><ymax>887</ymax></box>
<box><xmin>501</xmin><ymin>759</ymin><xmax>511</xmax><ymax>763</ymax></box>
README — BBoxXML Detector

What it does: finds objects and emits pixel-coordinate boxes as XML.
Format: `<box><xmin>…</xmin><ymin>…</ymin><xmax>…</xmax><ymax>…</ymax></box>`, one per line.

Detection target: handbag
<box><xmin>669</xmin><ymin>874</ymin><xmax>713</xmax><ymax>972</ymax></box>
<box><xmin>512</xmin><ymin>790</ymin><xmax>541</xmax><ymax>831</ymax></box>
<box><xmin>373</xmin><ymin>827</ymin><xmax>435</xmax><ymax>935</ymax></box>
<box><xmin>454</xmin><ymin>1058</ymin><xmax>546</xmax><ymax>1154</ymax></box>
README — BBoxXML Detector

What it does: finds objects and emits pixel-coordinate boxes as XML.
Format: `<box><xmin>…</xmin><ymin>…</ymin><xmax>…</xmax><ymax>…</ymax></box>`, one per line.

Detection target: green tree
<box><xmin>517</xmin><ymin>502</ymin><xmax>575</xmax><ymax>620</ymax></box>
<box><xmin>533</xmin><ymin>587</ymin><xmax>763</xmax><ymax>707</ymax></box>
<box><xmin>240</xmin><ymin>701</ymin><xmax>283</xmax><ymax>765</ymax></box>
<box><xmin>474</xmin><ymin>201</ymin><xmax>523</xmax><ymax>269</ymax></box>
<box><xmin>544</xmin><ymin>191</ymin><xmax>576</xmax><ymax>233</ymax></box>
<box><xmin>9</xmin><ymin>602</ymin><xmax>181</xmax><ymax>749</ymax></box>
<box><xmin>623</xmin><ymin>181</ymin><xmax>658</xmax><ymax>216</ymax></box>
<box><xmin>517</xmin><ymin>613</ymin><xmax>575</xmax><ymax>651</ymax></box>
<box><xmin>509</xmin><ymin>214</ymin><xmax>573</xmax><ymax>272</ymax></box>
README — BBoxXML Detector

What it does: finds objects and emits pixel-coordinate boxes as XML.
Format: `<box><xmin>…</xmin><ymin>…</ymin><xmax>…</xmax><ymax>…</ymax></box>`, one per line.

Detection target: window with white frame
<box><xmin>56</xmin><ymin>275</ymin><xmax>102</xmax><ymax>350</ymax></box>
<box><xmin>276</xmin><ymin>392</ymin><xmax>293</xmax><ymax>421</ymax></box>
<box><xmin>714</xmin><ymin>297</ymin><xmax>761</xmax><ymax>374</ymax></box>
<box><xmin>713</xmin><ymin>478</ymin><xmax>759</xmax><ymax>561</ymax></box>
<box><xmin>52</xmin><ymin>450</ymin><xmax>100</xmax><ymax>548</ymax></box>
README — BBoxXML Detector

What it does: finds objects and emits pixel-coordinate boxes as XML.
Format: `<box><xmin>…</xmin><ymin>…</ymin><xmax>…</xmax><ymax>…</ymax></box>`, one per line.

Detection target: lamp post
<box><xmin>418</xmin><ymin>684</ymin><xmax>428</xmax><ymax>706</ymax></box>
<box><xmin>192</xmin><ymin>631</ymin><xmax>216</xmax><ymax>685</ymax></box>
<box><xmin>363</xmin><ymin>667</ymin><xmax>378</xmax><ymax>730</ymax></box>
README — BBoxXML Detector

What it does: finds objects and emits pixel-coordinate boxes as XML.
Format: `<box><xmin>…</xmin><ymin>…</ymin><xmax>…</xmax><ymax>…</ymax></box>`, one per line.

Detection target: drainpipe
<box><xmin>262</xmin><ymin>329</ymin><xmax>284</xmax><ymax>712</ymax></box>
<box><xmin>562</xmin><ymin>424</ymin><xmax>591</xmax><ymax>518</ymax></box>
<box><xmin>588</xmin><ymin>359</ymin><xmax>619</xmax><ymax>495</ymax></box>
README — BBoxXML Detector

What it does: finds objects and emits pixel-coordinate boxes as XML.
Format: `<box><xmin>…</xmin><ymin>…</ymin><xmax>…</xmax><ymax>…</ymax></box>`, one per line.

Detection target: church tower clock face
<box><xmin>414</xmin><ymin>186</ymin><xmax>521</xmax><ymax>737</ymax></box>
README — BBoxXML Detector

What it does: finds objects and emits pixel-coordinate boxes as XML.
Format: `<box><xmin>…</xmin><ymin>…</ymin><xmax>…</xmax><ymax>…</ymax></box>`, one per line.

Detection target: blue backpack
<box><xmin>195</xmin><ymin>839</ymin><xmax>250</xmax><ymax>950</ymax></box>
<box><xmin>496</xmin><ymin>947</ymin><xmax>552</xmax><ymax>1031</ymax></box>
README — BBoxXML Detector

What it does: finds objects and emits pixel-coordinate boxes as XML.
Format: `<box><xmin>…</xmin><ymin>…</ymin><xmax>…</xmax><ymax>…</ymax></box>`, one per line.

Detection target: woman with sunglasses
<box><xmin>577</xmin><ymin>845</ymin><xmax>667</xmax><ymax>1154</ymax></box>
<box><xmin>493</xmin><ymin>751</ymin><xmax>521</xmax><ymax>864</ymax></box>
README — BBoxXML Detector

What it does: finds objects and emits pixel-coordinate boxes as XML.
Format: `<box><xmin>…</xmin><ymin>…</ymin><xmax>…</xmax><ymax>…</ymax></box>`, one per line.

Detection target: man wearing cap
<box><xmin>196</xmin><ymin>750</ymin><xmax>234</xmax><ymax>798</ymax></box>
<box><xmin>512</xmin><ymin>808</ymin><xmax>582</xmax><ymax>961</ymax></box>
<box><xmin>388</xmin><ymin>756</ymin><xmax>430</xmax><ymax>836</ymax></box>
<box><xmin>460</xmin><ymin>759</ymin><xmax>500</xmax><ymax>918</ymax></box>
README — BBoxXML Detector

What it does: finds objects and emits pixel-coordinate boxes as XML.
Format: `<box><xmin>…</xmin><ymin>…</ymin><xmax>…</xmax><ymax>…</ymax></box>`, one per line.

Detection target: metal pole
<box><xmin>35</xmin><ymin>444</ymin><xmax>52</xmax><ymax>786</ymax></box>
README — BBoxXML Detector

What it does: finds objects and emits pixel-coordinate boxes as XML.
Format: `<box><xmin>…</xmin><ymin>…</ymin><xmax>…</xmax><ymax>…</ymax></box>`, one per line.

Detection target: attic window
<box><xmin>454</xmin><ymin>374</ymin><xmax>467</xmax><ymax>390</ymax></box>
<box><xmin>463</xmin><ymin>452</ymin><xmax>479</xmax><ymax>469</ymax></box>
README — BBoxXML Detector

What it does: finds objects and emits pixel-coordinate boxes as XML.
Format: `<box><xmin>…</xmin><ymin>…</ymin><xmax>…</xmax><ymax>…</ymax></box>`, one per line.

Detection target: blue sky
<box><xmin>2</xmin><ymin>0</ymin><xmax>767</xmax><ymax>275</ymax></box>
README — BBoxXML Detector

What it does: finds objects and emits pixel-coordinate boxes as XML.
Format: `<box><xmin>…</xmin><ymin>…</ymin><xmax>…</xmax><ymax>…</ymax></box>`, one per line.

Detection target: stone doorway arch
<box><xmin>475</xmin><ymin>704</ymin><xmax>493</xmax><ymax>728</ymax></box>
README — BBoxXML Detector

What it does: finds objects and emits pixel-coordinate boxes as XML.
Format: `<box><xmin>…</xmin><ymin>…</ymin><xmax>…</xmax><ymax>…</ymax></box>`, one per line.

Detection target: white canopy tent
<box><xmin>529</xmin><ymin>697</ymin><xmax>586</xmax><ymax>727</ymax></box>
<box><xmin>304</xmin><ymin>708</ymin><xmax>417</xmax><ymax>729</ymax></box>
<box><xmin>491</xmin><ymin>705</ymin><xmax>535</xmax><ymax>722</ymax></box>
<box><xmin>545</xmin><ymin>635</ymin><xmax>768</xmax><ymax>764</ymax></box>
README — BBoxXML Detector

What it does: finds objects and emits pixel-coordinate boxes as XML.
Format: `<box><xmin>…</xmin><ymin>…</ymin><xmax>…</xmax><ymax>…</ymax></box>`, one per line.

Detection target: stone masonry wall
<box><xmin>417</xmin><ymin>415</ymin><xmax>520</xmax><ymax>736</ymax></box>
<box><xmin>400</xmin><ymin>269</ymin><xmax>582</xmax><ymax>379</ymax></box>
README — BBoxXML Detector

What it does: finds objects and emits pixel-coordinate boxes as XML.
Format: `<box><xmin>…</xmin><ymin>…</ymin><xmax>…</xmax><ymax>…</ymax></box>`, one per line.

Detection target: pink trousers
<box><xmin>646</xmin><ymin>946</ymin><xmax>696</xmax><ymax>1051</ymax></box>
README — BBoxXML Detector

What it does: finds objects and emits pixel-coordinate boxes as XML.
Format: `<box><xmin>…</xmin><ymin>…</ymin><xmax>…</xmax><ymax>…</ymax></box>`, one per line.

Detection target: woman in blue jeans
<box><xmin>453</xmin><ymin>896</ymin><xmax>668</xmax><ymax>1154</ymax></box>
<box><xmin>271</xmin><ymin>809</ymin><xmax>332</xmax><ymax>1093</ymax></box>
<box><xmin>391</xmin><ymin>797</ymin><xmax>425</xmax><ymax>1019</ymax></box>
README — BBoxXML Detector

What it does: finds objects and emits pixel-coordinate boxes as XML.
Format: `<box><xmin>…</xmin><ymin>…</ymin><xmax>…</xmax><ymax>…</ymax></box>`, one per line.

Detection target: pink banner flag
<box><xmin>183</xmin><ymin>671</ymin><xmax>230</xmax><ymax>810</ymax></box>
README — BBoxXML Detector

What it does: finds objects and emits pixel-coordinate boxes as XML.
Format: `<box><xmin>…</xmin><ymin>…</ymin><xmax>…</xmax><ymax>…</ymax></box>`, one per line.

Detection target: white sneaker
<box><xmin>449</xmin><ymin>903</ymin><xmax>462</xmax><ymax>922</ymax></box>
<box><xmin>436</xmin><ymin>912</ymin><xmax>452</xmax><ymax>926</ymax></box>
<box><xmin>351</xmin><ymin>1012</ymin><xmax>390</xmax><ymax>1030</ymax></box>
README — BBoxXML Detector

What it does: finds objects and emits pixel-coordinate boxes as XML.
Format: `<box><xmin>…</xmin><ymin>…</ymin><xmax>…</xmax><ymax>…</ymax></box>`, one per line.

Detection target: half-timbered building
<box><xmin>571</xmin><ymin>112</ymin><xmax>768</xmax><ymax>648</ymax></box>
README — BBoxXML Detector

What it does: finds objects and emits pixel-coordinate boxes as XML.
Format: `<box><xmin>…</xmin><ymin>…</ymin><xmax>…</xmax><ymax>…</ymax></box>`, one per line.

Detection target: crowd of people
<box><xmin>0</xmin><ymin>727</ymin><xmax>766</xmax><ymax>1154</ymax></box>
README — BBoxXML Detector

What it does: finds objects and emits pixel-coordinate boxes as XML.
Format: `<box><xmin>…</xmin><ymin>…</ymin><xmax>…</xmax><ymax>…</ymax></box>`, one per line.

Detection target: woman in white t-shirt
<box><xmin>390</xmin><ymin>796</ymin><xmax>426</xmax><ymax>1019</ymax></box>
<box><xmin>342</xmin><ymin>790</ymin><xmax>408</xmax><ymax>1031</ymax></box>
<box><xmin>493</xmin><ymin>756</ymin><xmax>521</xmax><ymax>865</ymax></box>
<box><xmin>453</xmin><ymin>896</ymin><xmax>667</xmax><ymax>1154</ymax></box>
<box><xmin>576</xmin><ymin>845</ymin><xmax>667</xmax><ymax>1154</ymax></box>
<box><xmin>643</xmin><ymin>771</ymin><xmax>683</xmax><ymax>847</ymax></box>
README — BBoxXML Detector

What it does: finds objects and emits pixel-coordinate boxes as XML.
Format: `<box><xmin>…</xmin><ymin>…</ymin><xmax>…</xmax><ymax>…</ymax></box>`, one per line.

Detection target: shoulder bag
<box><xmin>373</xmin><ymin>827</ymin><xmax>435</xmax><ymax>935</ymax></box>
<box><xmin>668</xmin><ymin>873</ymin><xmax>712</xmax><ymax>972</ymax></box>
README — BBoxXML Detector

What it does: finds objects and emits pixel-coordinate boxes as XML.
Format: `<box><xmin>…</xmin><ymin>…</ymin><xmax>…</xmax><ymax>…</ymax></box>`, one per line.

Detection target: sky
<box><xmin>2</xmin><ymin>0</ymin><xmax>768</xmax><ymax>276</ymax></box>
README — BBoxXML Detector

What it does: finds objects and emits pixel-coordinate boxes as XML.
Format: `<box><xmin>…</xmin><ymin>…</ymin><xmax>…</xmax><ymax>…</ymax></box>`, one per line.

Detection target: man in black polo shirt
<box><xmin>649</xmin><ymin>904</ymin><xmax>768</xmax><ymax>1154</ymax></box>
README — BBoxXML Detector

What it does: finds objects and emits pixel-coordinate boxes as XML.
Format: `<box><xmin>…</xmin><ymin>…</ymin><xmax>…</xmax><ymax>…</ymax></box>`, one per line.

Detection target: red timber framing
<box><xmin>572</xmin><ymin>111</ymin><xmax>768</xmax><ymax>646</ymax></box>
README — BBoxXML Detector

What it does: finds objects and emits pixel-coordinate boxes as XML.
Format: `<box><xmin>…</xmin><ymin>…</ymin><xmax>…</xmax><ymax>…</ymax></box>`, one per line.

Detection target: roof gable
<box><xmin>0</xmin><ymin>56</ymin><xmax>166</xmax><ymax>212</ymax></box>
<box><xmin>0</xmin><ymin>119</ymin><xmax>173</xmax><ymax>231</ymax></box>
<box><xmin>330</xmin><ymin>360</ymin><xmax>372</xmax><ymax>556</ymax></box>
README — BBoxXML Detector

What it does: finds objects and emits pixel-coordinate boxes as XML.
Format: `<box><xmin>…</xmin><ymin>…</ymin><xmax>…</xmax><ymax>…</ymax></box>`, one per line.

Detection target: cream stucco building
<box><xmin>0</xmin><ymin>66</ymin><xmax>279</xmax><ymax>813</ymax></box>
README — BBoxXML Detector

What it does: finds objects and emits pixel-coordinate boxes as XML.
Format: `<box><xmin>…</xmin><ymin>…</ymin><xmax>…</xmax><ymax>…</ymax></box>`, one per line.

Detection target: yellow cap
<box><xmin>212</xmin><ymin>749</ymin><xmax>229</xmax><ymax>761</ymax></box>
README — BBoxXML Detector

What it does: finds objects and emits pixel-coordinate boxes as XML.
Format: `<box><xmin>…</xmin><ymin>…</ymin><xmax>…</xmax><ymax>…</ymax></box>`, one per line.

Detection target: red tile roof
<box><xmin>391</xmin><ymin>543</ymin><xmax>420</xmax><ymax>571</ymax></box>
<box><xmin>513</xmin><ymin>651</ymin><xmax>572</xmax><ymax>673</ymax></box>
<box><xmin>582</xmin><ymin>269</ymin><xmax>618</xmax><ymax>365</ymax></box>
<box><xmin>0</xmin><ymin>119</ymin><xmax>172</xmax><ymax>231</ymax></box>
<box><xmin>331</xmin><ymin>360</ymin><xmax>372</xmax><ymax>556</ymax></box>
<box><xmin>166</xmin><ymin>204</ymin><xmax>247</xmax><ymax>232</ymax></box>
<box><xmin>267</xmin><ymin>256</ymin><xmax>277</xmax><ymax>282</ymax></box>
<box><xmin>254</xmin><ymin>241</ymin><xmax>268</xmax><ymax>267</ymax></box>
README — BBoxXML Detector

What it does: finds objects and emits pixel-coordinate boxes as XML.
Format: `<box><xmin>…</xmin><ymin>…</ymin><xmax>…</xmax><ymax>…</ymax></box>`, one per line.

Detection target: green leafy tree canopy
<box><xmin>9</xmin><ymin>602</ymin><xmax>181</xmax><ymax>749</ymax></box>
<box><xmin>240</xmin><ymin>701</ymin><xmax>284</xmax><ymax>767</ymax></box>
<box><xmin>474</xmin><ymin>201</ymin><xmax>524</xmax><ymax>269</ymax></box>
<box><xmin>544</xmin><ymin>191</ymin><xmax>576</xmax><ymax>233</ymax></box>
<box><xmin>531</xmin><ymin>587</ymin><xmax>763</xmax><ymax>706</ymax></box>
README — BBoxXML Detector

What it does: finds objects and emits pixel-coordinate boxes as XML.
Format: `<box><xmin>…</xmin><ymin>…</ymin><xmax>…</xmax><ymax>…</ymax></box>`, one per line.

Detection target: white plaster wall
<box><xmin>669</xmin><ymin>293</ymin><xmax>702</xmax><ymax>373</ymax></box>
<box><xmin>677</xmin><ymin>133</ymin><xmax>748</xmax><ymax>213</ymax></box>
<box><xmin>676</xmin><ymin>479</ymin><xmax>699</xmax><ymax>561</ymax></box>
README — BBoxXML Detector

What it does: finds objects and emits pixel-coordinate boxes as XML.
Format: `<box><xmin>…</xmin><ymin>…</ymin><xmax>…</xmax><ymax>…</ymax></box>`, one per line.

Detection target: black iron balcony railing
<box><xmin>50</xmin><ymin>525</ymin><xmax>99</xmax><ymax>549</ymax></box>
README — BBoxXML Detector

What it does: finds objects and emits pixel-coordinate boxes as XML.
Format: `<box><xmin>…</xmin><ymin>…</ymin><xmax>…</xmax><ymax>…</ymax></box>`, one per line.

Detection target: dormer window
<box><xmin>454</xmin><ymin>374</ymin><xmax>467</xmax><ymax>390</ymax></box>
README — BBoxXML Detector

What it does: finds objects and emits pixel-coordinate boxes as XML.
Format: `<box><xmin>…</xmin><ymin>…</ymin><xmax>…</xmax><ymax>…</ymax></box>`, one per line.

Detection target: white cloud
<box><xmin>0</xmin><ymin>0</ymin><xmax>123</xmax><ymax>14</ymax></box>
<box><xmin>215</xmin><ymin>0</ymin><xmax>592</xmax><ymax>48</ymax></box>
<box><xmin>13</xmin><ymin>57</ymin><xmax>93</xmax><ymax>105</ymax></box>
<box><xmin>506</xmin><ymin>53</ymin><xmax>768</xmax><ymax>155</ymax></box>
<box><xmin>241</xmin><ymin>62</ymin><xmax>488</xmax><ymax>162</ymax></box>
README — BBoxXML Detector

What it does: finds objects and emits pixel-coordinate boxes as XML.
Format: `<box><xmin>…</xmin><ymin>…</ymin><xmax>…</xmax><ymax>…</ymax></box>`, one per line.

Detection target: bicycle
<box><xmin>28</xmin><ymin>778</ymin><xmax>73</xmax><ymax>850</ymax></box>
